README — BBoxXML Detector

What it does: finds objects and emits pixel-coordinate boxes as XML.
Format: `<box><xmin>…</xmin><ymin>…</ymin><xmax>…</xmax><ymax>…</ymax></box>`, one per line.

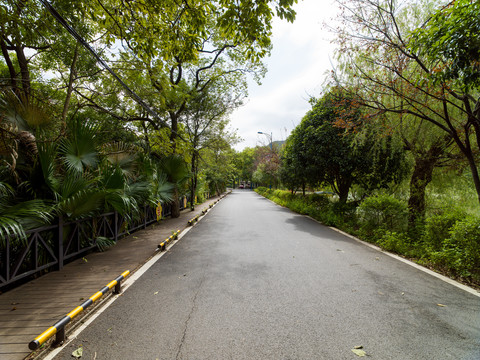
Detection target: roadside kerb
<box><xmin>157</xmin><ymin>230</ymin><xmax>181</xmax><ymax>251</ymax></box>
<box><xmin>28</xmin><ymin>270</ymin><xmax>130</xmax><ymax>351</ymax></box>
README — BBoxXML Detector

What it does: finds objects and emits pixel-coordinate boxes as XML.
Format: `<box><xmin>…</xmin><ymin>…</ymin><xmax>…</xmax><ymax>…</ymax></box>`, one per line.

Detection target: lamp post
<box><xmin>257</xmin><ymin>131</ymin><xmax>272</xmax><ymax>150</ymax></box>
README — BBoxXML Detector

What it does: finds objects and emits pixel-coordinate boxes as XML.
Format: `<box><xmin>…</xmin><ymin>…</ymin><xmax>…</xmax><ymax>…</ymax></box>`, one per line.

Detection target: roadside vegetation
<box><xmin>255</xmin><ymin>187</ymin><xmax>480</xmax><ymax>288</ymax></box>
<box><xmin>2</xmin><ymin>0</ymin><xmax>479</xmax><ymax>288</ymax></box>
<box><xmin>234</xmin><ymin>0</ymin><xmax>480</xmax><ymax>288</ymax></box>
<box><xmin>0</xmin><ymin>0</ymin><xmax>297</xmax><ymax>245</ymax></box>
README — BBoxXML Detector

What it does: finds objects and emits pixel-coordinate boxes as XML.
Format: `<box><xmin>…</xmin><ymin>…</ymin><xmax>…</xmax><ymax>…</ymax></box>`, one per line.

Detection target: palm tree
<box><xmin>160</xmin><ymin>155</ymin><xmax>191</xmax><ymax>218</ymax></box>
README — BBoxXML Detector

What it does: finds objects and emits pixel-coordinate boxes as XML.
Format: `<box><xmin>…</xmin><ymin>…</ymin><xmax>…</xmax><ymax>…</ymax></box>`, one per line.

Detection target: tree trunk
<box><xmin>171</xmin><ymin>188</ymin><xmax>180</xmax><ymax>218</ymax></box>
<box><xmin>169</xmin><ymin>112</ymin><xmax>181</xmax><ymax>217</ymax></box>
<box><xmin>190</xmin><ymin>150</ymin><xmax>198</xmax><ymax>211</ymax></box>
<box><xmin>61</xmin><ymin>43</ymin><xmax>79</xmax><ymax>132</ymax></box>
<box><xmin>15</xmin><ymin>44</ymin><xmax>30</xmax><ymax>102</ymax></box>
<box><xmin>0</xmin><ymin>38</ymin><xmax>17</xmax><ymax>91</ymax></box>
<box><xmin>337</xmin><ymin>178</ymin><xmax>352</xmax><ymax>203</ymax></box>
<box><xmin>408</xmin><ymin>155</ymin><xmax>438</xmax><ymax>227</ymax></box>
<box><xmin>464</xmin><ymin>150</ymin><xmax>480</xmax><ymax>207</ymax></box>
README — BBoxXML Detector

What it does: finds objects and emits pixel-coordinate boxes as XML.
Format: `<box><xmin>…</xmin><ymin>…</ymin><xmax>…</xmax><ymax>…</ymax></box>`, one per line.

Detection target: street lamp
<box><xmin>257</xmin><ymin>131</ymin><xmax>273</xmax><ymax>150</ymax></box>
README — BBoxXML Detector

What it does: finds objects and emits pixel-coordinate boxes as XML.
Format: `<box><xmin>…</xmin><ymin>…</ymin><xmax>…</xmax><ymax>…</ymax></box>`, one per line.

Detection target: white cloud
<box><xmin>230</xmin><ymin>0</ymin><xmax>339</xmax><ymax>150</ymax></box>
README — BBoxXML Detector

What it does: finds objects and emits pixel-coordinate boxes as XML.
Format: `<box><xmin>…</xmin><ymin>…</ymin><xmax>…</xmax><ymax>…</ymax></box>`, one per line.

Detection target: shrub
<box><xmin>431</xmin><ymin>215</ymin><xmax>480</xmax><ymax>281</ymax></box>
<box><xmin>422</xmin><ymin>209</ymin><xmax>466</xmax><ymax>251</ymax></box>
<box><xmin>378</xmin><ymin>231</ymin><xmax>410</xmax><ymax>254</ymax></box>
<box><xmin>306</xmin><ymin>193</ymin><xmax>331</xmax><ymax>209</ymax></box>
<box><xmin>357</xmin><ymin>194</ymin><xmax>408</xmax><ymax>235</ymax></box>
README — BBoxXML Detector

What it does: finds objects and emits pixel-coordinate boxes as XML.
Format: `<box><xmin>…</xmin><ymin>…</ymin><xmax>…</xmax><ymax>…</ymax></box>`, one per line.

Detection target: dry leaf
<box><xmin>352</xmin><ymin>348</ymin><xmax>367</xmax><ymax>357</ymax></box>
<box><xmin>154</xmin><ymin>291</ymin><xmax>159</xmax><ymax>295</ymax></box>
<box><xmin>72</xmin><ymin>346</ymin><xmax>83</xmax><ymax>358</ymax></box>
<box><xmin>353</xmin><ymin>345</ymin><xmax>363</xmax><ymax>349</ymax></box>
<box><xmin>437</xmin><ymin>303</ymin><xmax>446</xmax><ymax>307</ymax></box>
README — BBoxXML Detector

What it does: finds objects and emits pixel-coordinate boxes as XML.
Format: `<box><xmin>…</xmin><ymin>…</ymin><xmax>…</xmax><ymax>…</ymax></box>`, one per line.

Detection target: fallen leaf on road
<box><xmin>352</xmin><ymin>348</ymin><xmax>367</xmax><ymax>357</ymax></box>
<box><xmin>154</xmin><ymin>291</ymin><xmax>159</xmax><ymax>295</ymax></box>
<box><xmin>353</xmin><ymin>345</ymin><xmax>363</xmax><ymax>349</ymax></box>
<box><xmin>72</xmin><ymin>346</ymin><xmax>83</xmax><ymax>358</ymax></box>
<box><xmin>10</xmin><ymin>307</ymin><xmax>16</xmax><ymax>311</ymax></box>
<box><xmin>437</xmin><ymin>303</ymin><xmax>447</xmax><ymax>307</ymax></box>
<box><xmin>337</xmin><ymin>249</ymin><xmax>344</xmax><ymax>252</ymax></box>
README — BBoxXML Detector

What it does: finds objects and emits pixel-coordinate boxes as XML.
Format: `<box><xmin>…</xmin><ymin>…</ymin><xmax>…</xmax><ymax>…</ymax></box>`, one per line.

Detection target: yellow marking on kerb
<box><xmin>67</xmin><ymin>306</ymin><xmax>83</xmax><ymax>319</ymax></box>
<box><xmin>90</xmin><ymin>291</ymin><xmax>103</xmax><ymax>302</ymax></box>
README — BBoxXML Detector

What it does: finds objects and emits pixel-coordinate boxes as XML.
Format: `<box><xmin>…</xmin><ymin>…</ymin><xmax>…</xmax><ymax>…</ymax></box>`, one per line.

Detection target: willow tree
<box><xmin>331</xmin><ymin>0</ymin><xmax>480</xmax><ymax>217</ymax></box>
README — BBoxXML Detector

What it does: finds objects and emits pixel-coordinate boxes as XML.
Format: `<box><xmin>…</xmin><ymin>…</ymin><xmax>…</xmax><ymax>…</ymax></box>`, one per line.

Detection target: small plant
<box><xmin>422</xmin><ymin>208</ymin><xmax>465</xmax><ymax>251</ymax></box>
<box><xmin>96</xmin><ymin>236</ymin><xmax>116</xmax><ymax>252</ymax></box>
<box><xmin>357</xmin><ymin>194</ymin><xmax>407</xmax><ymax>235</ymax></box>
<box><xmin>431</xmin><ymin>215</ymin><xmax>480</xmax><ymax>281</ymax></box>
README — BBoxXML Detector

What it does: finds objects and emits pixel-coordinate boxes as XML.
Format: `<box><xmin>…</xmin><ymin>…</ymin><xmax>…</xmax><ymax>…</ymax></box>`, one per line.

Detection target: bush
<box><xmin>357</xmin><ymin>194</ymin><xmax>408</xmax><ymax>235</ymax></box>
<box><xmin>255</xmin><ymin>187</ymin><xmax>268</xmax><ymax>196</ymax></box>
<box><xmin>378</xmin><ymin>231</ymin><xmax>410</xmax><ymax>254</ymax></box>
<box><xmin>306</xmin><ymin>193</ymin><xmax>331</xmax><ymax>209</ymax></box>
<box><xmin>431</xmin><ymin>215</ymin><xmax>480</xmax><ymax>281</ymax></box>
<box><xmin>422</xmin><ymin>209</ymin><xmax>466</xmax><ymax>251</ymax></box>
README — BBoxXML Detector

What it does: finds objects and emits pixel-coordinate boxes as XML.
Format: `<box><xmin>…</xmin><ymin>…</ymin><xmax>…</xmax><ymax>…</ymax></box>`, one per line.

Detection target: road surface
<box><xmin>52</xmin><ymin>190</ymin><xmax>480</xmax><ymax>359</ymax></box>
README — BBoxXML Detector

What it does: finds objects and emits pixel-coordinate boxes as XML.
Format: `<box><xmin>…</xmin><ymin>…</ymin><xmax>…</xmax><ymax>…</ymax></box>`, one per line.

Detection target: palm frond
<box><xmin>0</xmin><ymin>199</ymin><xmax>52</xmax><ymax>246</ymax></box>
<box><xmin>37</xmin><ymin>142</ymin><xmax>60</xmax><ymax>193</ymax></box>
<box><xmin>60</xmin><ymin>118</ymin><xmax>99</xmax><ymax>173</ymax></box>
<box><xmin>152</xmin><ymin>171</ymin><xmax>174</xmax><ymax>203</ymax></box>
<box><xmin>101</xmin><ymin>142</ymin><xmax>140</xmax><ymax>179</ymax></box>
<box><xmin>160</xmin><ymin>155</ymin><xmax>191</xmax><ymax>185</ymax></box>
<box><xmin>57</xmin><ymin>189</ymin><xmax>105</xmax><ymax>219</ymax></box>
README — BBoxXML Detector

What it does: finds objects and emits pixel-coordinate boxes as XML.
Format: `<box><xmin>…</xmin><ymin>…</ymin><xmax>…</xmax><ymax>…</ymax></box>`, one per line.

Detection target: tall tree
<box><xmin>184</xmin><ymin>83</ymin><xmax>241</xmax><ymax>209</ymax></box>
<box><xmin>331</xmin><ymin>0</ymin><xmax>480</xmax><ymax>208</ymax></box>
<box><xmin>288</xmin><ymin>90</ymin><xmax>406</xmax><ymax>202</ymax></box>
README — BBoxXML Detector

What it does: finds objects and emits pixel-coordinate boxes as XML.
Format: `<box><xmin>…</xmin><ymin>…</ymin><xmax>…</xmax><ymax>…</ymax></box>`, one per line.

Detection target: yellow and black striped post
<box><xmin>28</xmin><ymin>270</ymin><xmax>130</xmax><ymax>351</ymax></box>
<box><xmin>157</xmin><ymin>230</ymin><xmax>181</xmax><ymax>251</ymax></box>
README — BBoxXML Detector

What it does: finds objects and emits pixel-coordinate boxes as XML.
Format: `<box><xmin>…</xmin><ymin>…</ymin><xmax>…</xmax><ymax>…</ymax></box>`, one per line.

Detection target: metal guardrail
<box><xmin>1</xmin><ymin>195</ymin><xmax>199</xmax><ymax>290</ymax></box>
<box><xmin>28</xmin><ymin>270</ymin><xmax>130</xmax><ymax>350</ymax></box>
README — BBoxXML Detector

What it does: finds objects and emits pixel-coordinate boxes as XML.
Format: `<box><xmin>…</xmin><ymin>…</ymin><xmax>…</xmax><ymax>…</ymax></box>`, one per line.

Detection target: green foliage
<box><xmin>409</xmin><ymin>0</ymin><xmax>480</xmax><ymax>90</ymax></box>
<box><xmin>431</xmin><ymin>215</ymin><xmax>480</xmax><ymax>281</ymax></box>
<box><xmin>377</xmin><ymin>231</ymin><xmax>411</xmax><ymax>255</ymax></box>
<box><xmin>95</xmin><ymin>236</ymin><xmax>116</xmax><ymax>252</ymax></box>
<box><xmin>60</xmin><ymin>118</ymin><xmax>99</xmax><ymax>173</ymax></box>
<box><xmin>0</xmin><ymin>181</ymin><xmax>52</xmax><ymax>245</ymax></box>
<box><xmin>357</xmin><ymin>194</ymin><xmax>408</xmax><ymax>235</ymax></box>
<box><xmin>284</xmin><ymin>90</ymin><xmax>407</xmax><ymax>201</ymax></box>
<box><xmin>422</xmin><ymin>208</ymin><xmax>466</xmax><ymax>251</ymax></box>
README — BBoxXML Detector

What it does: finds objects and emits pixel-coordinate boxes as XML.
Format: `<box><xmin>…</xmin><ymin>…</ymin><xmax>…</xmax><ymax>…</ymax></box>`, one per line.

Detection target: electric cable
<box><xmin>37</xmin><ymin>0</ymin><xmax>172</xmax><ymax>131</ymax></box>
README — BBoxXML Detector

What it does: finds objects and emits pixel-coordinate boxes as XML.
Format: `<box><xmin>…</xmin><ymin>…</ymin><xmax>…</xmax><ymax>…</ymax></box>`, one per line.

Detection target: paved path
<box><xmin>0</xmin><ymin>195</ymin><xmax>224</xmax><ymax>360</ymax></box>
<box><xmin>51</xmin><ymin>190</ymin><xmax>480</xmax><ymax>360</ymax></box>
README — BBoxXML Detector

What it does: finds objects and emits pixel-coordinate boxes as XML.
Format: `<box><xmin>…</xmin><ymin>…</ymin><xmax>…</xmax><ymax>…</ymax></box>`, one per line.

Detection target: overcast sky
<box><xmin>230</xmin><ymin>0</ymin><xmax>339</xmax><ymax>151</ymax></box>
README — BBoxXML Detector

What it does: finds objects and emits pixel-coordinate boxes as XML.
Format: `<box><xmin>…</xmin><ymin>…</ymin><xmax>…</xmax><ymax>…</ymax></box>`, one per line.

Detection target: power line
<box><xmin>37</xmin><ymin>0</ymin><xmax>171</xmax><ymax>131</ymax></box>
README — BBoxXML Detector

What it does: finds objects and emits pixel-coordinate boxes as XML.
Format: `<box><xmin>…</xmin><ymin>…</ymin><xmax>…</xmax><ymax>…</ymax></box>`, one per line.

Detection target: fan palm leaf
<box><xmin>0</xmin><ymin>182</ymin><xmax>52</xmax><ymax>245</ymax></box>
<box><xmin>60</xmin><ymin>118</ymin><xmax>98</xmax><ymax>173</ymax></box>
<box><xmin>160</xmin><ymin>154</ymin><xmax>191</xmax><ymax>186</ymax></box>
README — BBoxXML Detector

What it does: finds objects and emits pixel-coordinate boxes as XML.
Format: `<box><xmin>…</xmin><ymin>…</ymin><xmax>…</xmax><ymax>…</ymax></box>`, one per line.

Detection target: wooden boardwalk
<box><xmin>0</xmin><ymin>197</ymin><xmax>222</xmax><ymax>360</ymax></box>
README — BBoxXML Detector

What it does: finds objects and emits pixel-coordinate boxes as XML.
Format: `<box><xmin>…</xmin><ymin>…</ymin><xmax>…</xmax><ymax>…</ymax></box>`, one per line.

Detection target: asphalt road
<box><xmin>52</xmin><ymin>190</ymin><xmax>480</xmax><ymax>359</ymax></box>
